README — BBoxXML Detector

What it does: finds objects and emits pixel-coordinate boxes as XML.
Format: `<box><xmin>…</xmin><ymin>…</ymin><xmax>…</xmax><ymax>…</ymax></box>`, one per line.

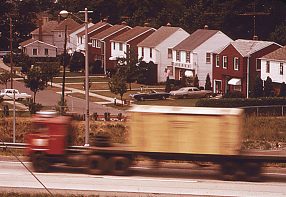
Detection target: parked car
<box><xmin>0</xmin><ymin>89</ymin><xmax>32</xmax><ymax>101</ymax></box>
<box><xmin>130</xmin><ymin>90</ymin><xmax>170</xmax><ymax>101</ymax></box>
<box><xmin>170</xmin><ymin>87</ymin><xmax>212</xmax><ymax>99</ymax></box>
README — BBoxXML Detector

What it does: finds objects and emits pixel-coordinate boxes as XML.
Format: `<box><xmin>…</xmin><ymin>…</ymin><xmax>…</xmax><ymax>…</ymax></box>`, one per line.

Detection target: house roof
<box><xmin>77</xmin><ymin>21</ymin><xmax>111</xmax><ymax>37</ymax></box>
<box><xmin>70</xmin><ymin>22</ymin><xmax>94</xmax><ymax>33</ymax></box>
<box><xmin>90</xmin><ymin>24</ymin><xmax>131</xmax><ymax>40</ymax></box>
<box><xmin>137</xmin><ymin>26</ymin><xmax>183</xmax><ymax>47</ymax></box>
<box><xmin>20</xmin><ymin>39</ymin><xmax>57</xmax><ymax>48</ymax></box>
<box><xmin>31</xmin><ymin>20</ymin><xmax>59</xmax><ymax>35</ymax></box>
<box><xmin>173</xmin><ymin>29</ymin><xmax>219</xmax><ymax>51</ymax></box>
<box><xmin>111</xmin><ymin>26</ymin><xmax>156</xmax><ymax>43</ymax></box>
<box><xmin>261</xmin><ymin>46</ymin><xmax>286</xmax><ymax>61</ymax></box>
<box><xmin>52</xmin><ymin>18</ymin><xmax>80</xmax><ymax>31</ymax></box>
<box><xmin>231</xmin><ymin>39</ymin><xmax>280</xmax><ymax>57</ymax></box>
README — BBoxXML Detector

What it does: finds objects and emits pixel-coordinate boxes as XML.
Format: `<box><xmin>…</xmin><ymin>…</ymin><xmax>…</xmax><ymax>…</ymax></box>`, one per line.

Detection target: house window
<box><xmin>223</xmin><ymin>56</ymin><xmax>228</xmax><ymax>69</ymax></box>
<box><xmin>168</xmin><ymin>49</ymin><xmax>172</xmax><ymax>59</ymax></box>
<box><xmin>206</xmin><ymin>52</ymin><xmax>211</xmax><ymax>63</ymax></box>
<box><xmin>215</xmin><ymin>55</ymin><xmax>219</xmax><ymax>67</ymax></box>
<box><xmin>266</xmin><ymin>61</ymin><xmax>270</xmax><ymax>73</ymax></box>
<box><xmin>176</xmin><ymin>51</ymin><xmax>180</xmax><ymax>61</ymax></box>
<box><xmin>233</xmin><ymin>57</ymin><xmax>239</xmax><ymax>70</ymax></box>
<box><xmin>96</xmin><ymin>40</ymin><xmax>101</xmax><ymax>48</ymax></box>
<box><xmin>256</xmin><ymin>59</ymin><xmax>261</xmax><ymax>71</ymax></box>
<box><xmin>32</xmin><ymin>48</ymin><xmax>38</xmax><ymax>56</ymax></box>
<box><xmin>141</xmin><ymin>47</ymin><xmax>144</xmax><ymax>57</ymax></box>
<box><xmin>92</xmin><ymin>40</ymin><xmax>96</xmax><ymax>47</ymax></box>
<box><xmin>113</xmin><ymin>42</ymin><xmax>115</xmax><ymax>50</ymax></box>
<box><xmin>167</xmin><ymin>66</ymin><xmax>173</xmax><ymax>76</ymax></box>
<box><xmin>80</xmin><ymin>37</ymin><xmax>83</xmax><ymax>44</ymax></box>
<box><xmin>119</xmin><ymin>43</ymin><xmax>123</xmax><ymax>51</ymax></box>
<box><xmin>186</xmin><ymin>52</ymin><xmax>190</xmax><ymax>63</ymax></box>
<box><xmin>150</xmin><ymin>48</ymin><xmax>152</xmax><ymax>58</ymax></box>
<box><xmin>44</xmin><ymin>48</ymin><xmax>49</xmax><ymax>56</ymax></box>
<box><xmin>280</xmin><ymin>63</ymin><xmax>283</xmax><ymax>75</ymax></box>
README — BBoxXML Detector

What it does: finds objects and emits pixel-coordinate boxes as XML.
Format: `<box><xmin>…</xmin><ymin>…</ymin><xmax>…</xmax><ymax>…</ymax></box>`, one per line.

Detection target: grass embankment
<box><xmin>1</xmin><ymin>116</ymin><xmax>286</xmax><ymax>150</ymax></box>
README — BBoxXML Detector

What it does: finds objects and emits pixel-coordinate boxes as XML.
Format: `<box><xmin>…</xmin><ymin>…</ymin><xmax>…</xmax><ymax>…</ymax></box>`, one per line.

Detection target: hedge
<box><xmin>196</xmin><ymin>97</ymin><xmax>286</xmax><ymax>108</ymax></box>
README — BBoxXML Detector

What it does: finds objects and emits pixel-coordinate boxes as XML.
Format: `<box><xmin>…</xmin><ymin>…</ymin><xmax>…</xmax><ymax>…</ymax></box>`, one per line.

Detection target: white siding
<box><xmin>110</xmin><ymin>42</ymin><xmax>127</xmax><ymax>59</ymax></box>
<box><xmin>261</xmin><ymin>59</ymin><xmax>286</xmax><ymax>83</ymax></box>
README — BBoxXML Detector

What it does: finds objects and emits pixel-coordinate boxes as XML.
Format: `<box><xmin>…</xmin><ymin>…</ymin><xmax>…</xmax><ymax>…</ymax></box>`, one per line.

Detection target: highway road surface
<box><xmin>1</xmin><ymin>160</ymin><xmax>286</xmax><ymax>196</ymax></box>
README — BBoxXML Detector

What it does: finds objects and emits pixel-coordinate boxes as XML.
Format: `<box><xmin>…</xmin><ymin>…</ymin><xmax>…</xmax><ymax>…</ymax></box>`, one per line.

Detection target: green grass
<box><xmin>66</xmin><ymin>92</ymin><xmax>109</xmax><ymax>102</ymax></box>
<box><xmin>53</xmin><ymin>76</ymin><xmax>109</xmax><ymax>83</ymax></box>
<box><xmin>133</xmin><ymin>98</ymin><xmax>199</xmax><ymax>106</ymax></box>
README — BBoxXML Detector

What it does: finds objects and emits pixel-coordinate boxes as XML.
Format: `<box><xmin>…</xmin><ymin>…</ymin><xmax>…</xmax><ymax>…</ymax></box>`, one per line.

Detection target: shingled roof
<box><xmin>53</xmin><ymin>18</ymin><xmax>80</xmax><ymax>31</ymax></box>
<box><xmin>173</xmin><ymin>29</ymin><xmax>219</xmax><ymax>51</ymax></box>
<box><xmin>31</xmin><ymin>20</ymin><xmax>59</xmax><ymax>35</ymax></box>
<box><xmin>111</xmin><ymin>26</ymin><xmax>156</xmax><ymax>43</ymax></box>
<box><xmin>77</xmin><ymin>21</ymin><xmax>111</xmax><ymax>37</ymax></box>
<box><xmin>90</xmin><ymin>24</ymin><xmax>131</xmax><ymax>40</ymax></box>
<box><xmin>232</xmin><ymin>39</ymin><xmax>280</xmax><ymax>57</ymax></box>
<box><xmin>261</xmin><ymin>46</ymin><xmax>286</xmax><ymax>61</ymax></box>
<box><xmin>137</xmin><ymin>26</ymin><xmax>182</xmax><ymax>47</ymax></box>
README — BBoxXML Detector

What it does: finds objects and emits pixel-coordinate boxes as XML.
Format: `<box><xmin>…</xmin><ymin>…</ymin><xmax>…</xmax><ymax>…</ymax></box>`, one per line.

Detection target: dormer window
<box><xmin>150</xmin><ymin>48</ymin><xmax>153</xmax><ymax>58</ymax></box>
<box><xmin>119</xmin><ymin>43</ymin><xmax>123</xmax><ymax>51</ymax></box>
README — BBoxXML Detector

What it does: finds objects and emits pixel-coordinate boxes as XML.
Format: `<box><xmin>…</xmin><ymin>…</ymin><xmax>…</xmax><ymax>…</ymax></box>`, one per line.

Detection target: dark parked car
<box><xmin>130</xmin><ymin>90</ymin><xmax>170</xmax><ymax>101</ymax></box>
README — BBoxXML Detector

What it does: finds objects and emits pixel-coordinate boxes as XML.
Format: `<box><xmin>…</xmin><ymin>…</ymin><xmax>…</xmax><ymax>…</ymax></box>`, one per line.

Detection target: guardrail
<box><xmin>241</xmin><ymin>105</ymin><xmax>286</xmax><ymax>117</ymax></box>
<box><xmin>0</xmin><ymin>142</ymin><xmax>27</xmax><ymax>149</ymax></box>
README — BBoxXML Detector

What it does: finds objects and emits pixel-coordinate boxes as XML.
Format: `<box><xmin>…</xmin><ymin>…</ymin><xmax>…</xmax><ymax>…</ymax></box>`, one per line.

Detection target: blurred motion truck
<box><xmin>26</xmin><ymin>106</ymin><xmax>286</xmax><ymax>181</ymax></box>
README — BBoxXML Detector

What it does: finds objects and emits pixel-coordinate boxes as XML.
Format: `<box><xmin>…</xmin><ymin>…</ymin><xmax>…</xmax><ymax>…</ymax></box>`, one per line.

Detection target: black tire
<box><xmin>139</xmin><ymin>97</ymin><xmax>144</xmax><ymax>101</ymax></box>
<box><xmin>87</xmin><ymin>155</ymin><xmax>107</xmax><ymax>175</ymax></box>
<box><xmin>161</xmin><ymin>96</ymin><xmax>166</xmax><ymax>100</ymax></box>
<box><xmin>205</xmin><ymin>94</ymin><xmax>211</xmax><ymax>98</ymax></box>
<box><xmin>243</xmin><ymin>162</ymin><xmax>262</xmax><ymax>182</ymax></box>
<box><xmin>31</xmin><ymin>153</ymin><xmax>50</xmax><ymax>172</ymax></box>
<box><xmin>108</xmin><ymin>156</ymin><xmax>131</xmax><ymax>176</ymax></box>
<box><xmin>220</xmin><ymin>161</ymin><xmax>237</xmax><ymax>181</ymax></box>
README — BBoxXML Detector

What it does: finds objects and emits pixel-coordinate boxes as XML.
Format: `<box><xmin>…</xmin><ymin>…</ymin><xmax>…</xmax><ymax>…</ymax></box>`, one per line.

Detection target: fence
<box><xmin>241</xmin><ymin>105</ymin><xmax>286</xmax><ymax>117</ymax></box>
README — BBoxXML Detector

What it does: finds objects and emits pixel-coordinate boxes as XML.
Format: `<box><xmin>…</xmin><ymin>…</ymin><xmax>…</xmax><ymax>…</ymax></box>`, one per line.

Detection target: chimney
<box><xmin>253</xmin><ymin>35</ymin><xmax>258</xmax><ymax>40</ymax></box>
<box><xmin>102</xmin><ymin>18</ymin><xmax>108</xmax><ymax>22</ymax></box>
<box><xmin>42</xmin><ymin>16</ymin><xmax>49</xmax><ymax>25</ymax></box>
<box><xmin>166</xmin><ymin>22</ymin><xmax>171</xmax><ymax>27</ymax></box>
<box><xmin>204</xmin><ymin>25</ymin><xmax>208</xmax><ymax>29</ymax></box>
<box><xmin>144</xmin><ymin>22</ymin><xmax>149</xmax><ymax>27</ymax></box>
<box><xmin>38</xmin><ymin>18</ymin><xmax>43</xmax><ymax>41</ymax></box>
<box><xmin>121</xmin><ymin>21</ymin><xmax>127</xmax><ymax>25</ymax></box>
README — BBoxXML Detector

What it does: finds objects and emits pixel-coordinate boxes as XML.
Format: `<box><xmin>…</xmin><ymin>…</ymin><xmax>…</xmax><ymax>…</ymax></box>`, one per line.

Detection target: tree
<box><xmin>69</xmin><ymin>51</ymin><xmax>85</xmax><ymax>72</ymax></box>
<box><xmin>24</xmin><ymin>66</ymin><xmax>47</xmax><ymax>103</ymax></box>
<box><xmin>194</xmin><ymin>74</ymin><xmax>199</xmax><ymax>88</ymax></box>
<box><xmin>205</xmin><ymin>73</ymin><xmax>212</xmax><ymax>90</ymax></box>
<box><xmin>0</xmin><ymin>71</ymin><xmax>11</xmax><ymax>88</ymax></box>
<box><xmin>40</xmin><ymin>62</ymin><xmax>60</xmax><ymax>87</ymax></box>
<box><xmin>252</xmin><ymin>76</ymin><xmax>264</xmax><ymax>98</ymax></box>
<box><xmin>108</xmin><ymin>72</ymin><xmax>127</xmax><ymax>106</ymax></box>
<box><xmin>270</xmin><ymin>22</ymin><xmax>286</xmax><ymax>45</ymax></box>
<box><xmin>279</xmin><ymin>82</ymin><xmax>286</xmax><ymax>97</ymax></box>
<box><xmin>264</xmin><ymin>76</ymin><xmax>274</xmax><ymax>97</ymax></box>
<box><xmin>116</xmin><ymin>48</ymin><xmax>142</xmax><ymax>90</ymax></box>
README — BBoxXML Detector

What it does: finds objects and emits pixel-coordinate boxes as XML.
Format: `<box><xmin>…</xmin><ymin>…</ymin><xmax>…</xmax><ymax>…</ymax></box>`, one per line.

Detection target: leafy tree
<box><xmin>116</xmin><ymin>49</ymin><xmax>142</xmax><ymax>90</ymax></box>
<box><xmin>205</xmin><ymin>73</ymin><xmax>212</xmax><ymax>90</ymax></box>
<box><xmin>264</xmin><ymin>76</ymin><xmax>274</xmax><ymax>97</ymax></box>
<box><xmin>108</xmin><ymin>72</ymin><xmax>127</xmax><ymax>106</ymax></box>
<box><xmin>0</xmin><ymin>71</ymin><xmax>11</xmax><ymax>88</ymax></box>
<box><xmin>24</xmin><ymin>66</ymin><xmax>47</xmax><ymax>103</ymax></box>
<box><xmin>279</xmin><ymin>82</ymin><xmax>286</xmax><ymax>97</ymax></box>
<box><xmin>194</xmin><ymin>74</ymin><xmax>199</xmax><ymax>88</ymax></box>
<box><xmin>69</xmin><ymin>51</ymin><xmax>85</xmax><ymax>72</ymax></box>
<box><xmin>39</xmin><ymin>62</ymin><xmax>60</xmax><ymax>87</ymax></box>
<box><xmin>252</xmin><ymin>75</ymin><xmax>264</xmax><ymax>98</ymax></box>
<box><xmin>269</xmin><ymin>22</ymin><xmax>286</xmax><ymax>45</ymax></box>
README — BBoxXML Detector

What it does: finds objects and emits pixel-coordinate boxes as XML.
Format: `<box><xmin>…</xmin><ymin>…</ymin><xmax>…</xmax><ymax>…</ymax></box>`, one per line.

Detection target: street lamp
<box><xmin>60</xmin><ymin>8</ymin><xmax>93</xmax><ymax>146</ymax></box>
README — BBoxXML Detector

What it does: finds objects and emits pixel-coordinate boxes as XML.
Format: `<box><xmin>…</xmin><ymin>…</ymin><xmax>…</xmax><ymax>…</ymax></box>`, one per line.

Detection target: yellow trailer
<box><xmin>128</xmin><ymin>105</ymin><xmax>244</xmax><ymax>155</ymax></box>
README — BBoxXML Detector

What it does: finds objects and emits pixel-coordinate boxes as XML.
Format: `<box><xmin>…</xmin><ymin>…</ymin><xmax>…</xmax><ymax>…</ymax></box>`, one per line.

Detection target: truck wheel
<box><xmin>220</xmin><ymin>162</ymin><xmax>237</xmax><ymax>181</ymax></box>
<box><xmin>32</xmin><ymin>153</ymin><xmax>50</xmax><ymax>172</ymax></box>
<box><xmin>243</xmin><ymin>162</ymin><xmax>262</xmax><ymax>181</ymax></box>
<box><xmin>108</xmin><ymin>156</ymin><xmax>131</xmax><ymax>176</ymax></box>
<box><xmin>87</xmin><ymin>155</ymin><xmax>107</xmax><ymax>175</ymax></box>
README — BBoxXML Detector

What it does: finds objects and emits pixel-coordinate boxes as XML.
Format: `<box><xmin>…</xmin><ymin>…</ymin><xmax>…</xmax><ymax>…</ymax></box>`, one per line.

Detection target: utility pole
<box><xmin>61</xmin><ymin>25</ymin><xmax>68</xmax><ymax>115</ymax></box>
<box><xmin>10</xmin><ymin>15</ymin><xmax>13</xmax><ymax>88</ymax></box>
<box><xmin>238</xmin><ymin>1</ymin><xmax>270</xmax><ymax>39</ymax></box>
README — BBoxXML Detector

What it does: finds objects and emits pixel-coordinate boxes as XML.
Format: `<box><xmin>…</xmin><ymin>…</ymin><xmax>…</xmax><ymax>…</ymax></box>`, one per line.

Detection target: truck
<box><xmin>26</xmin><ymin>106</ymin><xmax>286</xmax><ymax>181</ymax></box>
<box><xmin>0</xmin><ymin>89</ymin><xmax>31</xmax><ymax>100</ymax></box>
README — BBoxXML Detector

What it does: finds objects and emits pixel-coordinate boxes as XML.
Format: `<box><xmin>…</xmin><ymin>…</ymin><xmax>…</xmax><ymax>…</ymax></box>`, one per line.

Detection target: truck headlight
<box><xmin>32</xmin><ymin>139</ymin><xmax>48</xmax><ymax>146</ymax></box>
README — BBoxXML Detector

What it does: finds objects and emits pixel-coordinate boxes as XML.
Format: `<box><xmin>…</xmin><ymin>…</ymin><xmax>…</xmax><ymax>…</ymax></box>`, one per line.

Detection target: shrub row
<box><xmin>196</xmin><ymin>97</ymin><xmax>286</xmax><ymax>108</ymax></box>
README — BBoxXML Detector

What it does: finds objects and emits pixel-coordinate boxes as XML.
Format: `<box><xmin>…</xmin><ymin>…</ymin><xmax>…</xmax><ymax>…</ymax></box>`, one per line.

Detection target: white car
<box><xmin>0</xmin><ymin>89</ymin><xmax>32</xmax><ymax>101</ymax></box>
<box><xmin>170</xmin><ymin>87</ymin><xmax>212</xmax><ymax>99</ymax></box>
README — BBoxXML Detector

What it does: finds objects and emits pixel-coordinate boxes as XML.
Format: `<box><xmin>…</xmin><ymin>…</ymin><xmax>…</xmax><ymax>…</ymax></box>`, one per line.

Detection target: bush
<box><xmin>223</xmin><ymin>91</ymin><xmax>245</xmax><ymax>98</ymax></box>
<box><xmin>28</xmin><ymin>102</ymin><xmax>42</xmax><ymax>114</ymax></box>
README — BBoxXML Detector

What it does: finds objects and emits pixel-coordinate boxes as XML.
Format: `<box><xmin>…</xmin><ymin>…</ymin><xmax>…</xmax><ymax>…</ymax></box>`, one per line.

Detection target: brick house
<box><xmin>137</xmin><ymin>25</ymin><xmax>190</xmax><ymax>83</ymax></box>
<box><xmin>89</xmin><ymin>23</ymin><xmax>131</xmax><ymax>74</ymax></box>
<box><xmin>109</xmin><ymin>26</ymin><xmax>156</xmax><ymax>70</ymax></box>
<box><xmin>172</xmin><ymin>28</ymin><xmax>233</xmax><ymax>87</ymax></box>
<box><xmin>260</xmin><ymin>46</ymin><xmax>286</xmax><ymax>94</ymax></box>
<box><xmin>212</xmin><ymin>39</ymin><xmax>281</xmax><ymax>97</ymax></box>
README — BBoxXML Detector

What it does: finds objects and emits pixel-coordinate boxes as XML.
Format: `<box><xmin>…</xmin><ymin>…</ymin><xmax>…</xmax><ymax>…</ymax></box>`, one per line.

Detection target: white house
<box><xmin>67</xmin><ymin>22</ymin><xmax>94</xmax><ymax>52</ymax></box>
<box><xmin>172</xmin><ymin>27</ymin><xmax>233</xmax><ymax>87</ymax></box>
<box><xmin>261</xmin><ymin>46</ymin><xmax>286</xmax><ymax>84</ymax></box>
<box><xmin>137</xmin><ymin>26</ymin><xmax>190</xmax><ymax>82</ymax></box>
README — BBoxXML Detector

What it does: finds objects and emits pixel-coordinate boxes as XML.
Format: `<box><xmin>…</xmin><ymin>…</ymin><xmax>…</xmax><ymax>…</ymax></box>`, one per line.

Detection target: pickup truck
<box><xmin>0</xmin><ymin>89</ymin><xmax>31</xmax><ymax>101</ymax></box>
